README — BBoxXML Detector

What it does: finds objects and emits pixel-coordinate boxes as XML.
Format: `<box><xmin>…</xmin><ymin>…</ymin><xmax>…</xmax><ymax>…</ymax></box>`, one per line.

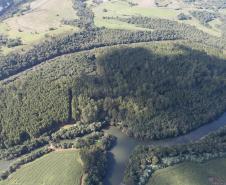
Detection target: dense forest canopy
<box><xmin>183</xmin><ymin>0</ymin><xmax>226</xmax><ymax>9</ymax></box>
<box><xmin>76</xmin><ymin>45</ymin><xmax>226</xmax><ymax>139</ymax></box>
<box><xmin>0</xmin><ymin>0</ymin><xmax>13</xmax><ymax>12</ymax></box>
<box><xmin>1</xmin><ymin>41</ymin><xmax>226</xmax><ymax>148</ymax></box>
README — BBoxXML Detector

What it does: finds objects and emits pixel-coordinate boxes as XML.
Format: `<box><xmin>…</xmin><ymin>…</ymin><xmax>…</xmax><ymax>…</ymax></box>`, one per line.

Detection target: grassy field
<box><xmin>219</xmin><ymin>8</ymin><xmax>226</xmax><ymax>15</ymax></box>
<box><xmin>90</xmin><ymin>0</ymin><xmax>222</xmax><ymax>36</ymax></box>
<box><xmin>0</xmin><ymin>160</ymin><xmax>13</xmax><ymax>172</ymax></box>
<box><xmin>0</xmin><ymin>151</ymin><xmax>83</xmax><ymax>185</ymax></box>
<box><xmin>148</xmin><ymin>158</ymin><xmax>226</xmax><ymax>185</ymax></box>
<box><xmin>0</xmin><ymin>0</ymin><xmax>79</xmax><ymax>54</ymax></box>
<box><xmin>0</xmin><ymin>0</ymin><xmax>223</xmax><ymax>54</ymax></box>
<box><xmin>91</xmin><ymin>0</ymin><xmax>177</xmax><ymax>30</ymax></box>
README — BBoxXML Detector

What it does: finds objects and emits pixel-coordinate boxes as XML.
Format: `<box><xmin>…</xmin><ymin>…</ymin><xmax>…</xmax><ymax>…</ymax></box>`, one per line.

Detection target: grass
<box><xmin>92</xmin><ymin>0</ymin><xmax>177</xmax><ymax>18</ymax></box>
<box><xmin>0</xmin><ymin>0</ymin><xmax>79</xmax><ymax>54</ymax></box>
<box><xmin>90</xmin><ymin>0</ymin><xmax>222</xmax><ymax>37</ymax></box>
<box><xmin>219</xmin><ymin>8</ymin><xmax>226</xmax><ymax>15</ymax></box>
<box><xmin>0</xmin><ymin>151</ymin><xmax>83</xmax><ymax>185</ymax></box>
<box><xmin>148</xmin><ymin>158</ymin><xmax>226</xmax><ymax>185</ymax></box>
<box><xmin>0</xmin><ymin>160</ymin><xmax>12</xmax><ymax>172</ymax></box>
<box><xmin>4</xmin><ymin>0</ymin><xmax>78</xmax><ymax>32</ymax></box>
<box><xmin>95</xmin><ymin>18</ymin><xmax>151</xmax><ymax>31</ymax></box>
<box><xmin>181</xmin><ymin>18</ymin><xmax>222</xmax><ymax>37</ymax></box>
<box><xmin>91</xmin><ymin>0</ymin><xmax>177</xmax><ymax>30</ymax></box>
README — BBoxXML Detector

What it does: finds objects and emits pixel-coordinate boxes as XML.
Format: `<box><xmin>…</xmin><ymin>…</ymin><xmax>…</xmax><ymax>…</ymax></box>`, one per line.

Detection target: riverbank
<box><xmin>104</xmin><ymin>112</ymin><xmax>226</xmax><ymax>185</ymax></box>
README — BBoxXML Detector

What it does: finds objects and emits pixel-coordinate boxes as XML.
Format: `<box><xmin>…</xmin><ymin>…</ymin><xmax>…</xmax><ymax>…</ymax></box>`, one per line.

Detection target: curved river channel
<box><xmin>103</xmin><ymin>112</ymin><xmax>226</xmax><ymax>185</ymax></box>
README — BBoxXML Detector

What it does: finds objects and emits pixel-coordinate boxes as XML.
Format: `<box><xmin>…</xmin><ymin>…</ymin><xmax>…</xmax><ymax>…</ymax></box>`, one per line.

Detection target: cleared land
<box><xmin>90</xmin><ymin>0</ymin><xmax>222</xmax><ymax>36</ymax></box>
<box><xmin>92</xmin><ymin>0</ymin><xmax>178</xmax><ymax>29</ymax></box>
<box><xmin>0</xmin><ymin>0</ymin><xmax>79</xmax><ymax>54</ymax></box>
<box><xmin>220</xmin><ymin>8</ymin><xmax>226</xmax><ymax>15</ymax></box>
<box><xmin>0</xmin><ymin>160</ymin><xmax>13</xmax><ymax>172</ymax></box>
<box><xmin>148</xmin><ymin>158</ymin><xmax>226</xmax><ymax>185</ymax></box>
<box><xmin>0</xmin><ymin>151</ymin><xmax>83</xmax><ymax>185</ymax></box>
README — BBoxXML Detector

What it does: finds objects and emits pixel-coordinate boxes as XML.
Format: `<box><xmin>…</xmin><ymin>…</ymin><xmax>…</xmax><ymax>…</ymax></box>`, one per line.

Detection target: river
<box><xmin>104</xmin><ymin>112</ymin><xmax>226</xmax><ymax>185</ymax></box>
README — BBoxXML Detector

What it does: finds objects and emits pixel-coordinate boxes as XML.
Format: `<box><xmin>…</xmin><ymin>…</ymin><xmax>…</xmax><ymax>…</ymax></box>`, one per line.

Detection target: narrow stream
<box><xmin>104</xmin><ymin>112</ymin><xmax>226</xmax><ymax>185</ymax></box>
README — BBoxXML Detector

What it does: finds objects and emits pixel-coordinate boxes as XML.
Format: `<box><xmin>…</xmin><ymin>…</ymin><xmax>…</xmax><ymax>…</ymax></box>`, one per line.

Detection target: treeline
<box><xmin>0</xmin><ymin>51</ymin><xmax>93</xmax><ymax>148</ymax></box>
<box><xmin>0</xmin><ymin>137</ymin><xmax>49</xmax><ymax>160</ymax></box>
<box><xmin>190</xmin><ymin>10</ymin><xmax>217</xmax><ymax>26</ymax></box>
<box><xmin>0</xmin><ymin>0</ymin><xmax>13</xmax><ymax>17</ymax></box>
<box><xmin>79</xmin><ymin>138</ymin><xmax>117</xmax><ymax>185</ymax></box>
<box><xmin>0</xmin><ymin>35</ymin><xmax>21</xmax><ymax>47</ymax></box>
<box><xmin>80</xmin><ymin>147</ymin><xmax>108</xmax><ymax>185</ymax></box>
<box><xmin>51</xmin><ymin>122</ymin><xmax>106</xmax><ymax>141</ymax></box>
<box><xmin>123</xmin><ymin>126</ymin><xmax>226</xmax><ymax>185</ymax></box>
<box><xmin>73</xmin><ymin>46</ymin><xmax>226</xmax><ymax>140</ymax></box>
<box><xmin>1</xmin><ymin>42</ymin><xmax>226</xmax><ymax>148</ymax></box>
<box><xmin>72</xmin><ymin>0</ymin><xmax>95</xmax><ymax>30</ymax></box>
<box><xmin>0</xmin><ymin>35</ymin><xmax>22</xmax><ymax>48</ymax></box>
<box><xmin>107</xmin><ymin>16</ymin><xmax>226</xmax><ymax>48</ymax></box>
<box><xmin>0</xmin><ymin>28</ymin><xmax>190</xmax><ymax>81</ymax></box>
<box><xmin>52</xmin><ymin>131</ymin><xmax>116</xmax><ymax>151</ymax></box>
<box><xmin>0</xmin><ymin>0</ymin><xmax>29</xmax><ymax>21</ymax></box>
<box><xmin>0</xmin><ymin>147</ymin><xmax>52</xmax><ymax>180</ymax></box>
<box><xmin>0</xmin><ymin>131</ymin><xmax>116</xmax><ymax>181</ymax></box>
<box><xmin>184</xmin><ymin>0</ymin><xmax>226</xmax><ymax>9</ymax></box>
<box><xmin>177</xmin><ymin>13</ymin><xmax>191</xmax><ymax>20</ymax></box>
<box><xmin>1</xmin><ymin>17</ymin><xmax>226</xmax><ymax>81</ymax></box>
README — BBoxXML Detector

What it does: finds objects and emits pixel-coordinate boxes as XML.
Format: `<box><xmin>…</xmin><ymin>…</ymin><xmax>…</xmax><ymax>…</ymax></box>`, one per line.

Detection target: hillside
<box><xmin>0</xmin><ymin>151</ymin><xmax>83</xmax><ymax>185</ymax></box>
<box><xmin>0</xmin><ymin>0</ymin><xmax>226</xmax><ymax>55</ymax></box>
<box><xmin>148</xmin><ymin>158</ymin><xmax>226</xmax><ymax>185</ymax></box>
<box><xmin>1</xmin><ymin>41</ymin><xmax>226</xmax><ymax>147</ymax></box>
<box><xmin>0</xmin><ymin>0</ymin><xmax>13</xmax><ymax>14</ymax></box>
<box><xmin>1</xmin><ymin>0</ymin><xmax>226</xmax><ymax>185</ymax></box>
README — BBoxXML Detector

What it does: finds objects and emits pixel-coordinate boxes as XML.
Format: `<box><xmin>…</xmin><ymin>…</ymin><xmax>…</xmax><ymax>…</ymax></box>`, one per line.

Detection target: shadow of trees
<box><xmin>72</xmin><ymin>45</ymin><xmax>226</xmax><ymax>140</ymax></box>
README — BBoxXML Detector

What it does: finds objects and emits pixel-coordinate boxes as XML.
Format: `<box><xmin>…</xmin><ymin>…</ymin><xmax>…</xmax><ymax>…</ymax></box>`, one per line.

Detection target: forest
<box><xmin>1</xmin><ymin>0</ymin><xmax>226</xmax><ymax>184</ymax></box>
<box><xmin>0</xmin><ymin>0</ymin><xmax>28</xmax><ymax>20</ymax></box>
<box><xmin>190</xmin><ymin>10</ymin><xmax>217</xmax><ymax>26</ymax></box>
<box><xmin>1</xmin><ymin>41</ymin><xmax>226</xmax><ymax>149</ymax></box>
<box><xmin>1</xmin><ymin>12</ymin><xmax>226</xmax><ymax>80</ymax></box>
<box><xmin>123</xmin><ymin>125</ymin><xmax>226</xmax><ymax>185</ymax></box>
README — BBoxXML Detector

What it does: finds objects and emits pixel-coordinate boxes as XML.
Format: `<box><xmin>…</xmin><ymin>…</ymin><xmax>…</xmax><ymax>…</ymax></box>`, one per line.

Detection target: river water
<box><xmin>104</xmin><ymin>112</ymin><xmax>226</xmax><ymax>185</ymax></box>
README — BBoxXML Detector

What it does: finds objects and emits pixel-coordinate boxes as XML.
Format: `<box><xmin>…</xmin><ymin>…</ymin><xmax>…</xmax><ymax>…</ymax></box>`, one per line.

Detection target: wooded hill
<box><xmin>1</xmin><ymin>41</ymin><xmax>226</xmax><ymax>148</ymax></box>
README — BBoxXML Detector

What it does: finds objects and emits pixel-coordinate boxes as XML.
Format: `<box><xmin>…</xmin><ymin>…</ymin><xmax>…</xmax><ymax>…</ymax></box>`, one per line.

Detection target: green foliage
<box><xmin>76</xmin><ymin>45</ymin><xmax>226</xmax><ymax>139</ymax></box>
<box><xmin>190</xmin><ymin>10</ymin><xmax>217</xmax><ymax>26</ymax></box>
<box><xmin>177</xmin><ymin>13</ymin><xmax>191</xmax><ymax>20</ymax></box>
<box><xmin>0</xmin><ymin>28</ymin><xmax>198</xmax><ymax>81</ymax></box>
<box><xmin>0</xmin><ymin>137</ymin><xmax>49</xmax><ymax>160</ymax></box>
<box><xmin>108</xmin><ymin>16</ymin><xmax>225</xmax><ymax>47</ymax></box>
<box><xmin>0</xmin><ymin>0</ymin><xmax>29</xmax><ymax>21</ymax></box>
<box><xmin>1</xmin><ymin>41</ymin><xmax>226</xmax><ymax>149</ymax></box>
<box><xmin>51</xmin><ymin>122</ymin><xmax>106</xmax><ymax>141</ymax></box>
<box><xmin>0</xmin><ymin>147</ymin><xmax>52</xmax><ymax>180</ymax></box>
<box><xmin>123</xmin><ymin>126</ymin><xmax>226</xmax><ymax>185</ymax></box>
<box><xmin>0</xmin><ymin>35</ymin><xmax>22</xmax><ymax>48</ymax></box>
<box><xmin>0</xmin><ymin>52</ymin><xmax>93</xmax><ymax>147</ymax></box>
<box><xmin>80</xmin><ymin>147</ymin><xmax>108</xmax><ymax>185</ymax></box>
